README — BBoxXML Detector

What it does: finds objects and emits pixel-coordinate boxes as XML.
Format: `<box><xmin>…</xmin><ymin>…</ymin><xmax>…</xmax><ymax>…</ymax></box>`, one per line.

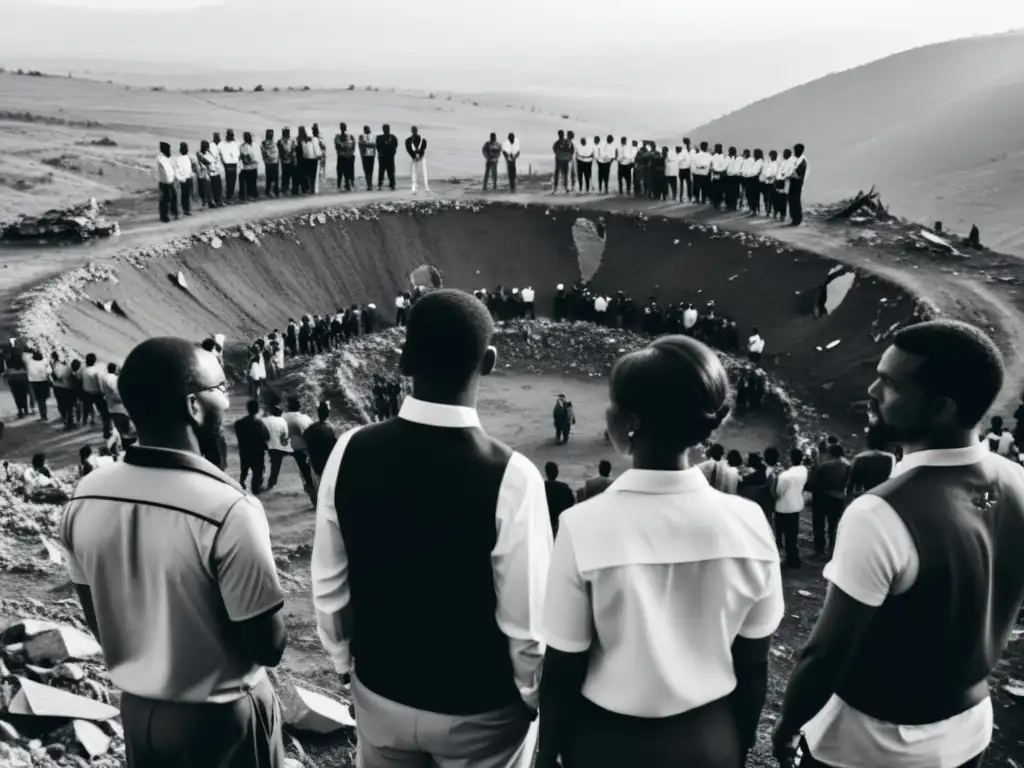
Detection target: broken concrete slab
<box><xmin>272</xmin><ymin>674</ymin><xmax>355</xmax><ymax>734</ymax></box>
<box><xmin>6</xmin><ymin>678</ymin><xmax>118</xmax><ymax>721</ymax></box>
<box><xmin>72</xmin><ymin>719</ymin><xmax>111</xmax><ymax>758</ymax></box>
<box><xmin>3</xmin><ymin>624</ymin><xmax>102</xmax><ymax>666</ymax></box>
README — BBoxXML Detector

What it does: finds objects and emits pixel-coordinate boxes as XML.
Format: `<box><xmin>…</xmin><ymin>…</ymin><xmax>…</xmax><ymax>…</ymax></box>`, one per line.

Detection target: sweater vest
<box><xmin>333</xmin><ymin>418</ymin><xmax>520</xmax><ymax>715</ymax></box>
<box><xmin>837</xmin><ymin>453</ymin><xmax>1024</xmax><ymax>724</ymax></box>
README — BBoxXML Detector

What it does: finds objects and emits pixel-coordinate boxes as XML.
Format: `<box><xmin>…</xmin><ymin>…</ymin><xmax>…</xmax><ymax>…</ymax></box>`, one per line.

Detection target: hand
<box><xmin>771</xmin><ymin>726</ymin><xmax>801</xmax><ymax>768</ymax></box>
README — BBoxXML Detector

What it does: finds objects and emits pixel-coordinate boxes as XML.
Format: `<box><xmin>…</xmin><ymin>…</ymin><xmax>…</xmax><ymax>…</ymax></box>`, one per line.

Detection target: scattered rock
<box><xmin>0</xmin><ymin>199</ymin><xmax>118</xmax><ymax>243</ymax></box>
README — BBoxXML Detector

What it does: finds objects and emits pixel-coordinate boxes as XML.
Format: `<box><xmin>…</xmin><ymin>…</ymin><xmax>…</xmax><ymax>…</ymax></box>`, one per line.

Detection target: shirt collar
<box><xmin>893</xmin><ymin>441</ymin><xmax>989</xmax><ymax>477</ymax></box>
<box><xmin>607</xmin><ymin>467</ymin><xmax>709</xmax><ymax>495</ymax></box>
<box><xmin>398</xmin><ymin>396</ymin><xmax>481</xmax><ymax>429</ymax></box>
<box><xmin>124</xmin><ymin>445</ymin><xmax>243</xmax><ymax>492</ymax></box>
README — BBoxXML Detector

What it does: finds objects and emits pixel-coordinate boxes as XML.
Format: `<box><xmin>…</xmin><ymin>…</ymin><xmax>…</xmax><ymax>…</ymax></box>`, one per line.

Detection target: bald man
<box><xmin>59</xmin><ymin>338</ymin><xmax>287</xmax><ymax>768</ymax></box>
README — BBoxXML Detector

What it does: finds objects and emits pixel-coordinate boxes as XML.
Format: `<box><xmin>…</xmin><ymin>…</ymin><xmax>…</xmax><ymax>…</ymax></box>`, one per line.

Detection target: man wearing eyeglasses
<box><xmin>58</xmin><ymin>337</ymin><xmax>288</xmax><ymax>768</ymax></box>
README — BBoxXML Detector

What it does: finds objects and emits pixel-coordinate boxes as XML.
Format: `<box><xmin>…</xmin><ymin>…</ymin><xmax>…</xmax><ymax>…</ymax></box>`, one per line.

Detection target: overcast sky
<box><xmin>4</xmin><ymin>0</ymin><xmax>1023</xmax><ymax>111</ymax></box>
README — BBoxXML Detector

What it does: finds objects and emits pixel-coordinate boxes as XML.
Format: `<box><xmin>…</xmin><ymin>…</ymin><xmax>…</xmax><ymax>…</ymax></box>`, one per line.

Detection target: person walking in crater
<box><xmin>553</xmin><ymin>393</ymin><xmax>576</xmax><ymax>445</ymax></box>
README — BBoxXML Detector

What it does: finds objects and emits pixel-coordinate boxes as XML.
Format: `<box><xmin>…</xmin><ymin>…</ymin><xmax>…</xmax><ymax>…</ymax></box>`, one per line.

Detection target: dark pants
<box><xmin>725</xmin><ymin>175</ymin><xmax>740</xmax><ymax>210</ymax></box>
<box><xmin>774</xmin><ymin>511</ymin><xmax>801</xmax><ymax>566</ymax></box>
<box><xmin>30</xmin><ymin>381</ymin><xmax>50</xmax><ymax>420</ymax></box>
<box><xmin>812</xmin><ymin>497</ymin><xmax>845</xmax><ymax>555</ymax></box>
<box><xmin>337</xmin><ymin>156</ymin><xmax>355</xmax><ymax>190</ymax></box>
<box><xmin>120</xmin><ymin>677</ymin><xmax>285</xmax><ymax>768</ymax></box>
<box><xmin>177</xmin><ymin>178</ymin><xmax>192</xmax><ymax>215</ymax></box>
<box><xmin>8</xmin><ymin>380</ymin><xmax>29</xmax><ymax>415</ymax></box>
<box><xmin>506</xmin><ymin>159</ymin><xmax>517</xmax><ymax>192</ymax></box>
<box><xmin>281</xmin><ymin>163</ymin><xmax>296</xmax><ymax>194</ymax></box>
<box><xmin>666</xmin><ymin>176</ymin><xmax>678</xmax><ymax>200</ymax></box>
<box><xmin>53</xmin><ymin>386</ymin><xmax>72</xmax><ymax>426</ymax></box>
<box><xmin>158</xmin><ymin>182</ymin><xmax>178</xmax><ymax>222</ymax></box>
<box><xmin>361</xmin><ymin>156</ymin><xmax>375</xmax><ymax>189</ymax></box>
<box><xmin>209</xmin><ymin>175</ymin><xmax>223</xmax><ymax>207</ymax></box>
<box><xmin>378</xmin><ymin>156</ymin><xmax>396</xmax><ymax>189</ymax></box>
<box><xmin>789</xmin><ymin>178</ymin><xmax>804</xmax><ymax>225</ymax></box>
<box><xmin>223</xmin><ymin>163</ymin><xmax>238</xmax><ymax>200</ymax></box>
<box><xmin>524</xmin><ymin>301</ymin><xmax>535</xmax><ymax>319</ymax></box>
<box><xmin>81</xmin><ymin>391</ymin><xmax>110</xmax><ymax>430</ymax></box>
<box><xmin>265</xmin><ymin>163</ymin><xmax>280</xmax><ymax>197</ymax></box>
<box><xmin>555</xmin><ymin>424</ymin><xmax>571</xmax><ymax>444</ymax></box>
<box><xmin>798</xmin><ymin>738</ymin><xmax>984</xmax><ymax>768</ymax></box>
<box><xmin>240</xmin><ymin>452</ymin><xmax>266</xmax><ymax>495</ymax></box>
<box><xmin>111</xmin><ymin>411</ymin><xmax>132</xmax><ymax>439</ymax></box>
<box><xmin>554</xmin><ymin>160</ymin><xmax>570</xmax><ymax>191</ymax></box>
<box><xmin>564</xmin><ymin>695</ymin><xmax>739</xmax><ymax>768</ymax></box>
<box><xmin>577</xmin><ymin>161</ymin><xmax>592</xmax><ymax>191</ymax></box>
<box><xmin>483</xmin><ymin>161</ymin><xmax>499</xmax><ymax>190</ymax></box>
<box><xmin>710</xmin><ymin>174</ymin><xmax>726</xmax><ymax>208</ymax></box>
<box><xmin>618</xmin><ymin>164</ymin><xmax>632</xmax><ymax>194</ymax></box>
<box><xmin>774</xmin><ymin>182</ymin><xmax>788</xmax><ymax>218</ymax></box>
<box><xmin>694</xmin><ymin>174</ymin><xmax>709</xmax><ymax>203</ymax></box>
<box><xmin>300</xmin><ymin>158</ymin><xmax>317</xmax><ymax>193</ymax></box>
<box><xmin>762</xmin><ymin>182</ymin><xmax>774</xmax><ymax>215</ymax></box>
<box><xmin>597</xmin><ymin>161</ymin><xmax>611</xmax><ymax>193</ymax></box>
<box><xmin>745</xmin><ymin>178</ymin><xmax>761</xmax><ymax>213</ymax></box>
<box><xmin>268</xmin><ymin>449</ymin><xmax>314</xmax><ymax>492</ymax></box>
<box><xmin>679</xmin><ymin>168</ymin><xmax>692</xmax><ymax>200</ymax></box>
<box><xmin>239</xmin><ymin>168</ymin><xmax>258</xmax><ymax>201</ymax></box>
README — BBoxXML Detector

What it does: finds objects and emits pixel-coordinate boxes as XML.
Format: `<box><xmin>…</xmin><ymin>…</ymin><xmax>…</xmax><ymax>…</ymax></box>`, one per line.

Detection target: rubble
<box><xmin>270</xmin><ymin>671</ymin><xmax>355</xmax><ymax>735</ymax></box>
<box><xmin>0</xmin><ymin>464</ymin><xmax>77</xmax><ymax>575</ymax></box>
<box><xmin>1</xmin><ymin>199</ymin><xmax>119</xmax><ymax>243</ymax></box>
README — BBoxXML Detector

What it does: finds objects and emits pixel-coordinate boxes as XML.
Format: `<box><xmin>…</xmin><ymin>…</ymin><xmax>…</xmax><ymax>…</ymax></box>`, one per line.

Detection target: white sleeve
<box><xmin>738</xmin><ymin>560</ymin><xmax>785</xmax><ymax>639</ymax></box>
<box><xmin>541</xmin><ymin>521</ymin><xmax>593</xmax><ymax>653</ymax></box>
<box><xmin>821</xmin><ymin>495</ymin><xmax>913</xmax><ymax>607</ymax></box>
<box><xmin>311</xmin><ymin>426</ymin><xmax>361</xmax><ymax>673</ymax></box>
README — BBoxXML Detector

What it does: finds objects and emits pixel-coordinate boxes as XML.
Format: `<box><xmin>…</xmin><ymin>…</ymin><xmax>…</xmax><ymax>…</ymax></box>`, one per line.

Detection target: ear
<box><xmin>185</xmin><ymin>393</ymin><xmax>203</xmax><ymax>425</ymax></box>
<box><xmin>481</xmin><ymin>346</ymin><xmax>497</xmax><ymax>377</ymax></box>
<box><xmin>933</xmin><ymin>396</ymin><xmax>958</xmax><ymax>425</ymax></box>
<box><xmin>399</xmin><ymin>344</ymin><xmax>413</xmax><ymax>377</ymax></box>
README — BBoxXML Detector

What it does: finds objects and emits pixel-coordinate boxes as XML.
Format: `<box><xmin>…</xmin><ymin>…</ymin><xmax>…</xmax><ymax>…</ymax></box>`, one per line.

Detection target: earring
<box><xmin>627</xmin><ymin>430</ymin><xmax>635</xmax><ymax>439</ymax></box>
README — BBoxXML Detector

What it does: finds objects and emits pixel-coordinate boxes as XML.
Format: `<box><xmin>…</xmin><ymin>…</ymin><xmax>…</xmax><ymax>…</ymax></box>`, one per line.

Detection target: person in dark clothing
<box><xmin>580</xmin><ymin>459</ymin><xmax>614</xmax><ymax>500</ymax></box>
<box><xmin>775</xmin><ymin>148</ymin><xmax>792</xmax><ymax>220</ymax></box>
<box><xmin>358</xmin><ymin>125</ymin><xmax>376</xmax><ymax>190</ymax></box>
<box><xmin>481</xmin><ymin>132</ymin><xmax>502</xmax><ymax>191</ymax></box>
<box><xmin>278</xmin><ymin>127</ymin><xmax>297</xmax><ymax>195</ymax></box>
<box><xmin>386</xmin><ymin>378</ymin><xmax>402</xmax><ymax>418</ymax></box>
<box><xmin>335</xmin><ymin>122</ymin><xmax>356</xmax><ymax>191</ymax></box>
<box><xmin>844</xmin><ymin>431</ymin><xmax>896</xmax><ymax>499</ymax></box>
<box><xmin>303</xmin><ymin>401</ymin><xmax>337</xmax><ymax>480</ymax></box>
<box><xmin>156</xmin><ymin>142</ymin><xmax>177</xmax><ymax>223</ymax></box>
<box><xmin>552</xmin><ymin>130</ymin><xmax>574</xmax><ymax>194</ymax></box>
<box><xmin>375</xmin><ymin>124</ymin><xmax>399</xmax><ymax>191</ymax></box>
<box><xmin>808</xmin><ymin>443</ymin><xmax>850</xmax><ymax>556</ymax></box>
<box><xmin>234</xmin><ymin>399</ymin><xmax>269</xmax><ymax>494</ymax></box>
<box><xmin>788</xmin><ymin>144</ymin><xmax>808</xmax><ymax>226</ymax></box>
<box><xmin>544</xmin><ymin>461</ymin><xmax>575</xmax><ymax>536</ymax></box>
<box><xmin>553</xmin><ymin>394</ymin><xmax>575</xmax><ymax>445</ymax></box>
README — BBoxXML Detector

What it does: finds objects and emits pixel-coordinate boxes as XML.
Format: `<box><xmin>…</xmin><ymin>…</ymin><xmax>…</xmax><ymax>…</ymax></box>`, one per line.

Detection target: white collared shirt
<box><xmin>312</xmin><ymin>397</ymin><xmax>552</xmax><ymax>709</ymax></box>
<box><xmin>777</xmin><ymin>156</ymin><xmax>796</xmax><ymax>181</ymax></box>
<box><xmin>542</xmin><ymin>468</ymin><xmax>783</xmax><ymax>717</ymax></box>
<box><xmin>740</xmin><ymin>157</ymin><xmax>758</xmax><ymax>177</ymax></box>
<box><xmin>173</xmin><ymin>154</ymin><xmax>193</xmax><ymax>182</ymax></box>
<box><xmin>521</xmin><ymin>287</ymin><xmax>535</xmax><ymax>303</ymax></box>
<box><xmin>395</xmin><ymin>296</ymin><xmax>408</xmax><ymax>309</ymax></box>
<box><xmin>749</xmin><ymin>334</ymin><xmax>765</xmax><ymax>354</ymax></box>
<box><xmin>761</xmin><ymin>159</ymin><xmax>778</xmax><ymax>183</ymax></box>
<box><xmin>803</xmin><ymin>442</ymin><xmax>995</xmax><ymax>768</ymax></box>
<box><xmin>616</xmin><ymin>144</ymin><xmax>635</xmax><ymax>166</ymax></box>
<box><xmin>157</xmin><ymin>155</ymin><xmax>176</xmax><ymax>185</ymax></box>
<box><xmin>218</xmin><ymin>140</ymin><xmax>240</xmax><ymax>164</ymax></box>
<box><xmin>693</xmin><ymin>151</ymin><xmax>713</xmax><ymax>175</ymax></box>
<box><xmin>683</xmin><ymin>308</ymin><xmax>698</xmax><ymax>329</ymax></box>
<box><xmin>594</xmin><ymin>296</ymin><xmax>608</xmax><ymax>312</ymax></box>
<box><xmin>678</xmin><ymin>148</ymin><xmax>692</xmax><ymax>169</ymax></box>
<box><xmin>596</xmin><ymin>143</ymin><xmax>616</xmax><ymax>163</ymax></box>
<box><xmin>774</xmin><ymin>464</ymin><xmax>808</xmax><ymax>513</ymax></box>
<box><xmin>665</xmin><ymin>153</ymin><xmax>680</xmax><ymax>175</ymax></box>
<box><xmin>501</xmin><ymin>139</ymin><xmax>520</xmax><ymax>159</ymax></box>
<box><xmin>576</xmin><ymin>143</ymin><xmax>594</xmax><ymax>161</ymax></box>
<box><xmin>727</xmin><ymin>155</ymin><xmax>744</xmax><ymax>175</ymax></box>
<box><xmin>711</xmin><ymin>154</ymin><xmax>730</xmax><ymax>173</ymax></box>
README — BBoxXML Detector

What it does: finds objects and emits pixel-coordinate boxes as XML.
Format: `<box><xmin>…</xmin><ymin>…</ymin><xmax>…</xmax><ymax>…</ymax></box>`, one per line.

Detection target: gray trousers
<box><xmin>352</xmin><ymin>671</ymin><xmax>533</xmax><ymax>768</ymax></box>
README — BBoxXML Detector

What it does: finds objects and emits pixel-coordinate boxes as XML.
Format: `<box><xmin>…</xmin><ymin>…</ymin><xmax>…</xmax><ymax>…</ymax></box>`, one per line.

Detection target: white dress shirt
<box><xmin>665</xmin><ymin>153</ymin><xmax>680</xmax><ymax>176</ymax></box>
<box><xmin>711</xmin><ymin>154</ymin><xmax>730</xmax><ymax>174</ymax></box>
<box><xmin>218</xmin><ymin>141</ymin><xmax>240</xmax><ymax>164</ymax></box>
<box><xmin>312</xmin><ymin>398</ymin><xmax>553</xmax><ymax>709</ymax></box>
<box><xmin>678</xmin><ymin>149</ymin><xmax>692</xmax><ymax>169</ymax></box>
<box><xmin>760</xmin><ymin>160</ymin><xmax>778</xmax><ymax>183</ymax></box>
<box><xmin>576</xmin><ymin>144</ymin><xmax>595</xmax><ymax>161</ymax></box>
<box><xmin>262</xmin><ymin>414</ymin><xmax>290</xmax><ymax>452</ymax></box>
<box><xmin>749</xmin><ymin>334</ymin><xmax>766</xmax><ymax>354</ymax></box>
<box><xmin>173</xmin><ymin>155</ymin><xmax>193</xmax><ymax>182</ymax></box>
<box><xmin>803</xmin><ymin>442</ymin><xmax>994</xmax><ymax>768</ymax></box>
<box><xmin>774</xmin><ymin>465</ymin><xmax>808</xmax><ymax>513</ymax></box>
<box><xmin>727</xmin><ymin>156</ymin><xmax>744</xmax><ymax>175</ymax></box>
<box><xmin>683</xmin><ymin>307</ymin><xmax>698</xmax><ymax>329</ymax></box>
<box><xmin>616</xmin><ymin>144</ymin><xmax>635</xmax><ymax>166</ymax></box>
<box><xmin>157</xmin><ymin>155</ymin><xmax>176</xmax><ymax>185</ymax></box>
<box><xmin>693</xmin><ymin>151</ymin><xmax>713</xmax><ymax>175</ymax></box>
<box><xmin>543</xmin><ymin>468</ymin><xmax>783</xmax><ymax>717</ymax></box>
<box><xmin>596</xmin><ymin>143</ymin><xmax>616</xmax><ymax>163</ymax></box>
<box><xmin>594</xmin><ymin>296</ymin><xmax>608</xmax><ymax>313</ymax></box>
<box><xmin>777</xmin><ymin>156</ymin><xmax>796</xmax><ymax>181</ymax></box>
<box><xmin>521</xmin><ymin>287</ymin><xmax>535</xmax><ymax>303</ymax></box>
<box><xmin>501</xmin><ymin>139</ymin><xmax>521</xmax><ymax>160</ymax></box>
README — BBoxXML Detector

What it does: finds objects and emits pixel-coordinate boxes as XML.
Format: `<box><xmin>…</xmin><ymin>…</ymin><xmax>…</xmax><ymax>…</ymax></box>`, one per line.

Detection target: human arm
<box><xmin>492</xmin><ymin>454</ymin><xmax>553</xmax><ymax>709</ymax></box>
<box><xmin>311</xmin><ymin>427</ymin><xmax>361</xmax><ymax>678</ymax></box>
<box><xmin>535</xmin><ymin>522</ymin><xmax>591</xmax><ymax>768</ymax></box>
<box><xmin>214</xmin><ymin>496</ymin><xmax>288</xmax><ymax>667</ymax></box>
<box><xmin>772</xmin><ymin>496</ymin><xmax>905</xmax><ymax>758</ymax></box>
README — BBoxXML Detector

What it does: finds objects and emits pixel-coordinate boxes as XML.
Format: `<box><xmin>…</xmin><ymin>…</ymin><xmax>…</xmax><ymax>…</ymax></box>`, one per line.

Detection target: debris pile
<box><xmin>0</xmin><ymin>617</ymin><xmax>124</xmax><ymax>767</ymax></box>
<box><xmin>0</xmin><ymin>464</ymin><xmax>76</xmax><ymax>575</ymax></box>
<box><xmin>1</xmin><ymin>199</ymin><xmax>119</xmax><ymax>243</ymax></box>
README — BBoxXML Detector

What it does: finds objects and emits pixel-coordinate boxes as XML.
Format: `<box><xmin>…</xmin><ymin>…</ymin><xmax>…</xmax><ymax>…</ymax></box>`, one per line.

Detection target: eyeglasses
<box><xmin>193</xmin><ymin>381</ymin><xmax>229</xmax><ymax>395</ymax></box>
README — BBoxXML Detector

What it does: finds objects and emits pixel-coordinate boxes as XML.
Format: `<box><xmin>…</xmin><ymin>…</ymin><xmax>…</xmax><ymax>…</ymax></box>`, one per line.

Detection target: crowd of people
<box><xmin>153</xmin><ymin>122</ymin><xmax>808</xmax><ymax>226</ymax></box>
<box><xmin>47</xmin><ymin>286</ymin><xmax>1024</xmax><ymax>768</ymax></box>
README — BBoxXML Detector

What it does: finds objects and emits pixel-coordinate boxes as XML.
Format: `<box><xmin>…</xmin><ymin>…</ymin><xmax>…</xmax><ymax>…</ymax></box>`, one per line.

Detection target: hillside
<box><xmin>0</xmin><ymin>73</ymin><xmax>642</xmax><ymax>220</ymax></box>
<box><xmin>678</xmin><ymin>30</ymin><xmax>1024</xmax><ymax>255</ymax></box>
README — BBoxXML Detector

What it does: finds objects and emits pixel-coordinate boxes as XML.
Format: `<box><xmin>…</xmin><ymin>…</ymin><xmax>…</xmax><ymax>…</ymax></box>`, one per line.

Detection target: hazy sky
<box><xmin>5</xmin><ymin>0</ymin><xmax>1024</xmax><ymax>113</ymax></box>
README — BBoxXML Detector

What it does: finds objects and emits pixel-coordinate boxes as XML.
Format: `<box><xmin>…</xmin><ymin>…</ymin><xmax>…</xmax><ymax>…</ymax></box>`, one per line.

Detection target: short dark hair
<box><xmin>892</xmin><ymin>320</ymin><xmax>1004</xmax><ymax>428</ymax></box>
<box><xmin>31</xmin><ymin>453</ymin><xmax>45</xmax><ymax>469</ymax></box>
<box><xmin>287</xmin><ymin>396</ymin><xmax>301</xmax><ymax>411</ymax></box>
<box><xmin>726</xmin><ymin>449</ymin><xmax>743</xmax><ymax>467</ymax></box>
<box><xmin>118</xmin><ymin>337</ymin><xmax>206</xmax><ymax>430</ymax></box>
<box><xmin>404</xmin><ymin>289</ymin><xmax>493</xmax><ymax>390</ymax></box>
<box><xmin>270</xmin><ymin>405</ymin><xmax>283</xmax><ymax>417</ymax></box>
<box><xmin>764</xmin><ymin>446</ymin><xmax>780</xmax><ymax>465</ymax></box>
<box><xmin>708</xmin><ymin>443</ymin><xmax>725</xmax><ymax>461</ymax></box>
<box><xmin>790</xmin><ymin>448</ymin><xmax>804</xmax><ymax>466</ymax></box>
<box><xmin>85</xmin><ymin>353</ymin><xmax>97</xmax><ymax>366</ymax></box>
<box><xmin>610</xmin><ymin>335</ymin><xmax>730</xmax><ymax>452</ymax></box>
<box><xmin>545</xmin><ymin>461</ymin><xmax>558</xmax><ymax>480</ymax></box>
<box><xmin>828</xmin><ymin>443</ymin><xmax>845</xmax><ymax>459</ymax></box>
<box><xmin>247</xmin><ymin>400</ymin><xmax>260</xmax><ymax>416</ymax></box>
<box><xmin>317</xmin><ymin>401</ymin><xmax>330</xmax><ymax>420</ymax></box>
<box><xmin>598</xmin><ymin>460</ymin><xmax>611</xmax><ymax>477</ymax></box>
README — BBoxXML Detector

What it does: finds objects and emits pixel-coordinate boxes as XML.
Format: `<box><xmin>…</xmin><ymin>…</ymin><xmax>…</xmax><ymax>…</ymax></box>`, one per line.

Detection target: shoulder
<box><xmin>501</xmin><ymin>448</ymin><xmax>543</xmax><ymax>489</ymax></box>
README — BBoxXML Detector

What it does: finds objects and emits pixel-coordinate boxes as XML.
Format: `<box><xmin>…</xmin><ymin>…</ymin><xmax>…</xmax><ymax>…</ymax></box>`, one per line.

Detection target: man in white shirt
<box><xmin>773</xmin><ymin>448</ymin><xmax>808</xmax><ymax>568</ymax></box>
<box><xmin>218</xmin><ymin>129</ymin><xmax>241</xmax><ymax>202</ymax></box>
<box><xmin>593</xmin><ymin>294</ymin><xmax>609</xmax><ymax>324</ymax></box>
<box><xmin>692</xmin><ymin>141</ymin><xmax>712</xmax><ymax>204</ymax></box>
<box><xmin>725</xmin><ymin>147</ymin><xmax>744</xmax><ymax>211</ymax></box>
<box><xmin>748</xmin><ymin>327</ymin><xmax>766</xmax><ymax>363</ymax></box>
<box><xmin>521</xmin><ymin>285</ymin><xmax>536</xmax><ymax>319</ymax></box>
<box><xmin>761</xmin><ymin>150</ymin><xmax>779</xmax><ymax>217</ymax></box>
<box><xmin>774</xmin><ymin>320</ymin><xmax>1024</xmax><ymax>768</ymax></box>
<box><xmin>282</xmin><ymin>396</ymin><xmax>316</xmax><ymax>503</ymax></box>
<box><xmin>709</xmin><ymin>144</ymin><xmax>729</xmax><ymax>210</ymax></box>
<box><xmin>395</xmin><ymin>292</ymin><xmax>410</xmax><ymax>326</ymax></box>
<box><xmin>740</xmin><ymin>149</ymin><xmax>762</xmax><ymax>214</ymax></box>
<box><xmin>984</xmin><ymin>416</ymin><xmax>1015</xmax><ymax>456</ymax></box>
<box><xmin>678</xmin><ymin>138</ymin><xmax>693</xmax><ymax>202</ymax></box>
<box><xmin>25</xmin><ymin>350</ymin><xmax>51</xmax><ymax>422</ymax></box>
<box><xmin>682</xmin><ymin>303</ymin><xmax>698</xmax><ymax>334</ymax></box>
<box><xmin>156</xmin><ymin>142</ymin><xmax>178</xmax><ymax>223</ymax></box>
<box><xmin>595</xmin><ymin>134</ymin><xmax>616</xmax><ymax>194</ymax></box>
<box><xmin>616</xmin><ymin>137</ymin><xmax>634</xmax><ymax>195</ymax></box>
<box><xmin>775</xmin><ymin>148</ymin><xmax>795</xmax><ymax>221</ymax></box>
<box><xmin>502</xmin><ymin>132</ymin><xmax>521</xmax><ymax>193</ymax></box>
<box><xmin>312</xmin><ymin>290</ymin><xmax>551</xmax><ymax>768</ymax></box>
<box><xmin>173</xmin><ymin>141</ymin><xmax>194</xmax><ymax>217</ymax></box>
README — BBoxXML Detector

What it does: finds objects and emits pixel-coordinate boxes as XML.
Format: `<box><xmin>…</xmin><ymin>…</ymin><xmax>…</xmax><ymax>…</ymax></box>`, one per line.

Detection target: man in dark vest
<box><xmin>482</xmin><ymin>132</ymin><xmax>502</xmax><ymax>192</ymax></box>
<box><xmin>375</xmin><ymin>124</ymin><xmax>398</xmax><ymax>191</ymax></box>
<box><xmin>312</xmin><ymin>289</ymin><xmax>551</xmax><ymax>768</ymax></box>
<box><xmin>774</xmin><ymin>319</ymin><xmax>1024</xmax><ymax>768</ymax></box>
<box><xmin>334</xmin><ymin>122</ymin><xmax>356</xmax><ymax>191</ymax></box>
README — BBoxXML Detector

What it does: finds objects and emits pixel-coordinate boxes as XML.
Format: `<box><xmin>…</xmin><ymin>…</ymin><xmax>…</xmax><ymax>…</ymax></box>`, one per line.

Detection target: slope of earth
<box><xmin>0</xmin><ymin>72</ymin><xmax>642</xmax><ymax>221</ymax></box>
<box><xmin>675</xmin><ymin>29</ymin><xmax>1024</xmax><ymax>255</ymax></box>
<box><xmin>43</xmin><ymin>200</ymin><xmax>923</xmax><ymax>438</ymax></box>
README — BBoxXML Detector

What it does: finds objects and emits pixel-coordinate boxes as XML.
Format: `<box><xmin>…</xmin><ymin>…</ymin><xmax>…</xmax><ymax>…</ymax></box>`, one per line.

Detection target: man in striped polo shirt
<box><xmin>774</xmin><ymin>320</ymin><xmax>1024</xmax><ymax>768</ymax></box>
<box><xmin>59</xmin><ymin>337</ymin><xmax>288</xmax><ymax>768</ymax></box>
<box><xmin>313</xmin><ymin>289</ymin><xmax>552</xmax><ymax>768</ymax></box>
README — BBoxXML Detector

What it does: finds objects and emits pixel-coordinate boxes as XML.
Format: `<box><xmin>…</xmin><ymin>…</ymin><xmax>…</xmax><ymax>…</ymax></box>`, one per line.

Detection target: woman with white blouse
<box><xmin>537</xmin><ymin>335</ymin><xmax>784</xmax><ymax>768</ymax></box>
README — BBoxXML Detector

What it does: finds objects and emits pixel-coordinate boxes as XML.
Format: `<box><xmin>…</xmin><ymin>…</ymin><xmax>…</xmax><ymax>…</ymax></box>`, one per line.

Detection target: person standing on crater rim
<box><xmin>261</xmin><ymin>129</ymin><xmax>280</xmax><ymax>197</ymax></box>
<box><xmin>552</xmin><ymin>130</ymin><xmax>573</xmax><ymax>194</ymax></box>
<box><xmin>502</xmin><ymin>132</ymin><xmax>520</xmax><ymax>193</ymax></box>
<box><xmin>376</xmin><ymin>123</ymin><xmax>398</xmax><ymax>191</ymax></box>
<box><xmin>788</xmin><ymin>143</ymin><xmax>808</xmax><ymax>227</ymax></box>
<box><xmin>277</xmin><ymin>127</ymin><xmax>297</xmax><ymax>195</ymax></box>
<box><xmin>406</xmin><ymin>125</ymin><xmax>429</xmax><ymax>193</ymax></box>
<box><xmin>482</xmin><ymin>132</ymin><xmax>503</xmax><ymax>191</ymax></box>
<box><xmin>313</xmin><ymin>289</ymin><xmax>552</xmax><ymax>768</ymax></box>
<box><xmin>334</xmin><ymin>122</ymin><xmax>356</xmax><ymax>192</ymax></box>
<box><xmin>774</xmin><ymin>320</ymin><xmax>1024</xmax><ymax>768</ymax></box>
<box><xmin>58</xmin><ymin>337</ymin><xmax>288</xmax><ymax>768</ymax></box>
<box><xmin>156</xmin><ymin>142</ymin><xmax>177</xmax><ymax>223</ymax></box>
<box><xmin>219</xmin><ymin>129</ymin><xmax>241</xmax><ymax>202</ymax></box>
<box><xmin>358</xmin><ymin>125</ymin><xmax>376</xmax><ymax>191</ymax></box>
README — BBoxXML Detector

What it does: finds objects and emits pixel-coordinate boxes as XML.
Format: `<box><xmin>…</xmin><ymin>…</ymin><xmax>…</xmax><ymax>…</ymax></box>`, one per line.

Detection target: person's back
<box><xmin>583</xmin><ymin>474</ymin><xmax>613</xmax><ymax>499</ymax></box>
<box><xmin>545</xmin><ymin>462</ymin><xmax>576</xmax><ymax>534</ymax></box>
<box><xmin>811</xmin><ymin>456</ymin><xmax>851</xmax><ymax>499</ymax></box>
<box><xmin>283</xmin><ymin>408</ymin><xmax>313</xmax><ymax>452</ymax></box>
<box><xmin>846</xmin><ymin>449</ymin><xmax>895</xmax><ymax>496</ymax></box>
<box><xmin>263</xmin><ymin>412</ymin><xmax>290</xmax><ymax>452</ymax></box>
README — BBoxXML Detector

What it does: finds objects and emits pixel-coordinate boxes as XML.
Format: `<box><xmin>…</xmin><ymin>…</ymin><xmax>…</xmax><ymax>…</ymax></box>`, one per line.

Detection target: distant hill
<box><xmin>675</xmin><ymin>30</ymin><xmax>1024</xmax><ymax>255</ymax></box>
